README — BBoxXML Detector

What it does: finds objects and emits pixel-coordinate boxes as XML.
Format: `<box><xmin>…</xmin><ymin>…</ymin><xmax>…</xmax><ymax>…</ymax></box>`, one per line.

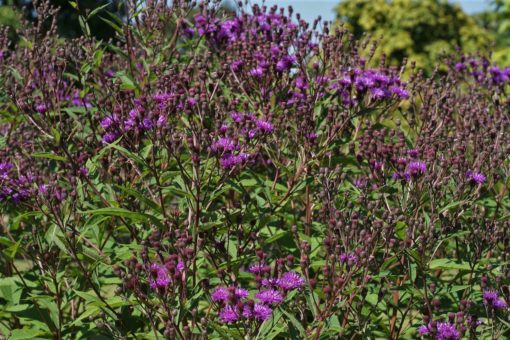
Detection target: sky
<box><xmin>248</xmin><ymin>0</ymin><xmax>492</xmax><ymax>27</ymax></box>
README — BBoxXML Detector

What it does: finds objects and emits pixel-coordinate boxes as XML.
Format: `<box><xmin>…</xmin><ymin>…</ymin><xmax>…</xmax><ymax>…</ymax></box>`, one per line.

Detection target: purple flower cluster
<box><xmin>408</xmin><ymin>161</ymin><xmax>427</xmax><ymax>175</ymax></box>
<box><xmin>242</xmin><ymin>302</ymin><xmax>273</xmax><ymax>321</ymax></box>
<box><xmin>488</xmin><ymin>66</ymin><xmax>510</xmax><ymax>85</ymax></box>
<box><xmin>0</xmin><ymin>162</ymin><xmax>34</xmax><ymax>204</ymax></box>
<box><xmin>211</xmin><ymin>112</ymin><xmax>275</xmax><ymax>169</ymax></box>
<box><xmin>418</xmin><ymin>322</ymin><xmax>460</xmax><ymax>340</ymax></box>
<box><xmin>254</xmin><ymin>289</ymin><xmax>283</xmax><ymax>304</ymax></box>
<box><xmin>466</xmin><ymin>171</ymin><xmax>486</xmax><ymax>185</ymax></box>
<box><xmin>330</xmin><ymin>68</ymin><xmax>409</xmax><ymax>106</ymax></box>
<box><xmin>212</xmin><ymin>269</ymin><xmax>304</xmax><ymax>324</ymax></box>
<box><xmin>261</xmin><ymin>271</ymin><xmax>305</xmax><ymax>291</ymax></box>
<box><xmin>483</xmin><ymin>290</ymin><xmax>507</xmax><ymax>309</ymax></box>
<box><xmin>194</xmin><ymin>11</ymin><xmax>296</xmax><ymax>48</ymax></box>
<box><xmin>148</xmin><ymin>259</ymin><xmax>185</xmax><ymax>290</ymax></box>
<box><xmin>211</xmin><ymin>285</ymin><xmax>278</xmax><ymax>323</ymax></box>
<box><xmin>339</xmin><ymin>252</ymin><xmax>358</xmax><ymax>266</ymax></box>
<box><xmin>211</xmin><ymin>137</ymin><xmax>237</xmax><ymax>153</ymax></box>
<box><xmin>194</xmin><ymin>14</ymin><xmax>241</xmax><ymax>45</ymax></box>
<box><xmin>392</xmin><ymin>159</ymin><xmax>427</xmax><ymax>182</ymax></box>
<box><xmin>211</xmin><ymin>286</ymin><xmax>249</xmax><ymax>303</ymax></box>
<box><xmin>149</xmin><ymin>263</ymin><xmax>171</xmax><ymax>289</ymax></box>
<box><xmin>100</xmin><ymin>100</ymin><xmax>169</xmax><ymax>144</ymax></box>
<box><xmin>455</xmin><ymin>57</ymin><xmax>510</xmax><ymax>86</ymax></box>
<box><xmin>219</xmin><ymin>152</ymin><xmax>250</xmax><ymax>169</ymax></box>
<box><xmin>248</xmin><ymin>262</ymin><xmax>271</xmax><ymax>274</ymax></box>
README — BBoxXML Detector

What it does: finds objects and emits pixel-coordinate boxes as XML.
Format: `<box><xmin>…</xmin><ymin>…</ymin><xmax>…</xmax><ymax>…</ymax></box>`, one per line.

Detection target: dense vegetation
<box><xmin>1</xmin><ymin>0</ymin><xmax>510</xmax><ymax>339</ymax></box>
<box><xmin>334</xmin><ymin>0</ymin><xmax>492</xmax><ymax>71</ymax></box>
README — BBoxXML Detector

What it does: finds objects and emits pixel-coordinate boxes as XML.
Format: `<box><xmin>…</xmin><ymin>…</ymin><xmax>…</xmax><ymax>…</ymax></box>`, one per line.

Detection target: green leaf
<box><xmin>87</xmin><ymin>3</ymin><xmax>111</xmax><ymax>19</ymax></box>
<box><xmin>439</xmin><ymin>200</ymin><xmax>466</xmax><ymax>214</ymax></box>
<box><xmin>429</xmin><ymin>259</ymin><xmax>471</xmax><ymax>271</ymax></box>
<box><xmin>74</xmin><ymin>290</ymin><xmax>103</xmax><ymax>305</ymax></box>
<box><xmin>9</xmin><ymin>328</ymin><xmax>42</xmax><ymax>340</ymax></box>
<box><xmin>280</xmin><ymin>308</ymin><xmax>306</xmax><ymax>336</ymax></box>
<box><xmin>31</xmin><ymin>152</ymin><xmax>66</xmax><ymax>162</ymax></box>
<box><xmin>79</xmin><ymin>207</ymin><xmax>163</xmax><ymax>228</ymax></box>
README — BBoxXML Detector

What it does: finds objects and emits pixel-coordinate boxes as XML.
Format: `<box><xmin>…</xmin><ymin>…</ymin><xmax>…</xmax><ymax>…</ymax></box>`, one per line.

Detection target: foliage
<box><xmin>476</xmin><ymin>0</ymin><xmax>510</xmax><ymax>66</ymax></box>
<box><xmin>0</xmin><ymin>0</ymin><xmax>510</xmax><ymax>339</ymax></box>
<box><xmin>334</xmin><ymin>0</ymin><xmax>493</xmax><ymax>72</ymax></box>
<box><xmin>0</xmin><ymin>0</ymin><xmax>125</xmax><ymax>40</ymax></box>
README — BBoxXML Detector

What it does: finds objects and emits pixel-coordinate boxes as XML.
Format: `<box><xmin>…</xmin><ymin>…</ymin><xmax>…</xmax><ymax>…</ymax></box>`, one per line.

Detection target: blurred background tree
<box><xmin>334</xmin><ymin>0</ymin><xmax>493</xmax><ymax>72</ymax></box>
<box><xmin>0</xmin><ymin>0</ymin><xmax>125</xmax><ymax>40</ymax></box>
<box><xmin>476</xmin><ymin>0</ymin><xmax>510</xmax><ymax>65</ymax></box>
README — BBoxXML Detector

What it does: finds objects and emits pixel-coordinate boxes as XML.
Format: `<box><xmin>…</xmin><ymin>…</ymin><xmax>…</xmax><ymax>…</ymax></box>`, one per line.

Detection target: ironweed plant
<box><xmin>1</xmin><ymin>0</ymin><xmax>510</xmax><ymax>339</ymax></box>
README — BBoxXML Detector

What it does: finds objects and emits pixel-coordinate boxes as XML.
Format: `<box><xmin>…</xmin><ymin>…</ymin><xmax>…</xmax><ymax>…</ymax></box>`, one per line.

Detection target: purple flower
<box><xmin>194</xmin><ymin>14</ymin><xmax>219</xmax><ymax>37</ymax></box>
<box><xmin>408</xmin><ymin>149</ymin><xmax>419</xmax><ymax>158</ymax></box>
<box><xmin>256</xmin><ymin>120</ymin><xmax>273</xmax><ymax>134</ymax></box>
<box><xmin>276</xmin><ymin>55</ymin><xmax>296</xmax><ymax>72</ymax></box>
<box><xmin>141</xmin><ymin>118</ymin><xmax>153</xmax><ymax>130</ymax></box>
<box><xmin>100</xmin><ymin>116</ymin><xmax>114</xmax><ymax>129</ymax></box>
<box><xmin>243</xmin><ymin>303</ymin><xmax>272</xmax><ymax>321</ymax></box>
<box><xmin>483</xmin><ymin>289</ymin><xmax>507</xmax><ymax>309</ymax></box>
<box><xmin>212</xmin><ymin>286</ymin><xmax>249</xmax><ymax>302</ymax></box>
<box><xmin>231</xmin><ymin>111</ymin><xmax>243</xmax><ymax>123</ymax></box>
<box><xmin>390</xmin><ymin>86</ymin><xmax>410</xmax><ymax>99</ymax></box>
<box><xmin>220</xmin><ymin>153</ymin><xmax>249</xmax><ymax>169</ymax></box>
<box><xmin>454</xmin><ymin>62</ymin><xmax>466</xmax><ymax>72</ymax></box>
<box><xmin>235</xmin><ymin>287</ymin><xmax>249</xmax><ymax>300</ymax></box>
<box><xmin>38</xmin><ymin>184</ymin><xmax>49</xmax><ymax>196</ymax></box>
<box><xmin>392</xmin><ymin>171</ymin><xmax>411</xmax><ymax>182</ymax></box>
<box><xmin>230</xmin><ymin>60</ymin><xmax>243</xmax><ymax>72</ymax></box>
<box><xmin>211</xmin><ymin>137</ymin><xmax>236</xmax><ymax>153</ymax></box>
<box><xmin>79</xmin><ymin>167</ymin><xmax>89</xmax><ymax>177</ymax></box>
<box><xmin>354</xmin><ymin>177</ymin><xmax>367</xmax><ymax>188</ymax></box>
<box><xmin>494</xmin><ymin>299</ymin><xmax>507</xmax><ymax>308</ymax></box>
<box><xmin>248</xmin><ymin>263</ymin><xmax>270</xmax><ymax>274</ymax></box>
<box><xmin>296</xmin><ymin>77</ymin><xmax>308</xmax><ymax>90</ymax></box>
<box><xmin>436</xmin><ymin>322</ymin><xmax>460</xmax><ymax>340</ymax></box>
<box><xmin>407</xmin><ymin>161</ymin><xmax>427</xmax><ymax>175</ymax></box>
<box><xmin>418</xmin><ymin>324</ymin><xmax>429</xmax><ymax>335</ymax></box>
<box><xmin>249</xmin><ymin>66</ymin><xmax>264</xmax><ymax>78</ymax></box>
<box><xmin>306</xmin><ymin>132</ymin><xmax>318</xmax><ymax>142</ymax></box>
<box><xmin>0</xmin><ymin>162</ymin><xmax>13</xmax><ymax>180</ymax></box>
<box><xmin>176</xmin><ymin>260</ymin><xmax>185</xmax><ymax>272</ymax></box>
<box><xmin>149</xmin><ymin>263</ymin><xmax>171</xmax><ymax>289</ymax></box>
<box><xmin>157</xmin><ymin>114</ymin><xmax>167</xmax><ymax>127</ymax></box>
<box><xmin>218</xmin><ymin>18</ymin><xmax>240</xmax><ymax>42</ymax></box>
<box><xmin>187</xmin><ymin>97</ymin><xmax>197</xmax><ymax>107</ymax></box>
<box><xmin>277</xmin><ymin>272</ymin><xmax>305</xmax><ymax>290</ymax></box>
<box><xmin>152</xmin><ymin>92</ymin><xmax>173</xmax><ymax>103</ymax></box>
<box><xmin>339</xmin><ymin>252</ymin><xmax>357</xmax><ymax>266</ymax></box>
<box><xmin>211</xmin><ymin>286</ymin><xmax>229</xmax><ymax>302</ymax></box>
<box><xmin>466</xmin><ymin>171</ymin><xmax>485</xmax><ymax>184</ymax></box>
<box><xmin>219</xmin><ymin>306</ymin><xmax>239</xmax><ymax>323</ymax></box>
<box><xmin>124</xmin><ymin>117</ymin><xmax>136</xmax><ymax>130</ymax></box>
<box><xmin>253</xmin><ymin>303</ymin><xmax>272</xmax><ymax>321</ymax></box>
<box><xmin>102</xmin><ymin>132</ymin><xmax>119</xmax><ymax>144</ymax></box>
<box><xmin>255</xmin><ymin>290</ymin><xmax>283</xmax><ymax>304</ymax></box>
<box><xmin>261</xmin><ymin>277</ymin><xmax>280</xmax><ymax>287</ymax></box>
<box><xmin>371</xmin><ymin>87</ymin><xmax>387</xmax><ymax>99</ymax></box>
<box><xmin>483</xmin><ymin>290</ymin><xmax>499</xmax><ymax>303</ymax></box>
<box><xmin>35</xmin><ymin>103</ymin><xmax>47</xmax><ymax>113</ymax></box>
<box><xmin>489</xmin><ymin>66</ymin><xmax>510</xmax><ymax>85</ymax></box>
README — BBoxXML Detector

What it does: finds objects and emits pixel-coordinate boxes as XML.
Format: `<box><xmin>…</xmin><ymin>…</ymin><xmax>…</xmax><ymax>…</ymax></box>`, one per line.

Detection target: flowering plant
<box><xmin>0</xmin><ymin>0</ymin><xmax>509</xmax><ymax>339</ymax></box>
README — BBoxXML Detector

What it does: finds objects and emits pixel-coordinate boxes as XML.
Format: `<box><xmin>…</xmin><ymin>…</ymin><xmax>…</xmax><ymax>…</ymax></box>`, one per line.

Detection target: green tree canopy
<box><xmin>0</xmin><ymin>0</ymin><xmax>125</xmax><ymax>40</ymax></box>
<box><xmin>476</xmin><ymin>0</ymin><xmax>510</xmax><ymax>65</ymax></box>
<box><xmin>334</xmin><ymin>0</ymin><xmax>493</xmax><ymax>71</ymax></box>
